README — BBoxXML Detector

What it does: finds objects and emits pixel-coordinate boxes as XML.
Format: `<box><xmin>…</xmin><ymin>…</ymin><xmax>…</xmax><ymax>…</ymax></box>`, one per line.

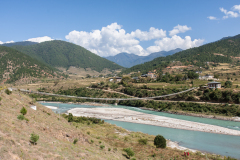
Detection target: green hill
<box><xmin>11</xmin><ymin>40</ymin><xmax>123</xmax><ymax>72</ymax></box>
<box><xmin>122</xmin><ymin>34</ymin><xmax>240</xmax><ymax>74</ymax></box>
<box><xmin>0</xmin><ymin>46</ymin><xmax>62</xmax><ymax>83</ymax></box>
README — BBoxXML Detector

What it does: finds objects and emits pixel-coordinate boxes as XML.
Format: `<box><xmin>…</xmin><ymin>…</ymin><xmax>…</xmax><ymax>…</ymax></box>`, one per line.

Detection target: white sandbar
<box><xmin>68</xmin><ymin>108</ymin><xmax>240</xmax><ymax>136</ymax></box>
<box><xmin>45</xmin><ymin>106</ymin><xmax>58</xmax><ymax>109</ymax></box>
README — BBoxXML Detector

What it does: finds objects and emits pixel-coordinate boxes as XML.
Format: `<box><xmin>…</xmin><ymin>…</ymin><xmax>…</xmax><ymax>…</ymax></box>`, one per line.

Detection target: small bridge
<box><xmin>15</xmin><ymin>87</ymin><xmax>197</xmax><ymax>101</ymax></box>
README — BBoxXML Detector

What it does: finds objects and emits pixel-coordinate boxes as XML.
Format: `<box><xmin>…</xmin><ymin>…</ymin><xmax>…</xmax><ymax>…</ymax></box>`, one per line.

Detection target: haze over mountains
<box><xmin>105</xmin><ymin>48</ymin><xmax>182</xmax><ymax>68</ymax></box>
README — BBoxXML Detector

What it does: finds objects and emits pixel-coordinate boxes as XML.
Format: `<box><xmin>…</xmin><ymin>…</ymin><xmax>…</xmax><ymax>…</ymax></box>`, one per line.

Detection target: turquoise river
<box><xmin>40</xmin><ymin>102</ymin><xmax>240</xmax><ymax>159</ymax></box>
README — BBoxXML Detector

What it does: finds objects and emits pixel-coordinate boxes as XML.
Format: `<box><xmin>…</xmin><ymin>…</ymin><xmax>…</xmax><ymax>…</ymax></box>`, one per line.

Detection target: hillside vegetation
<box><xmin>11</xmin><ymin>40</ymin><xmax>123</xmax><ymax>72</ymax></box>
<box><xmin>122</xmin><ymin>34</ymin><xmax>240</xmax><ymax>74</ymax></box>
<box><xmin>0</xmin><ymin>46</ymin><xmax>62</xmax><ymax>84</ymax></box>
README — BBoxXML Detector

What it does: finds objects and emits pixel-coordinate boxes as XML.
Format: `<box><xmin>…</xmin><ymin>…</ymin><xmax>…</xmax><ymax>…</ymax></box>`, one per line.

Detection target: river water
<box><xmin>40</xmin><ymin>102</ymin><xmax>240</xmax><ymax>159</ymax></box>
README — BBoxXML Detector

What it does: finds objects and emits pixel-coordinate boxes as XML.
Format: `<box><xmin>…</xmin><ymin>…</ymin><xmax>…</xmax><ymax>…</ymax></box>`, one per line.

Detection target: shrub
<box><xmin>154</xmin><ymin>135</ymin><xmax>166</xmax><ymax>148</ymax></box>
<box><xmin>108</xmin><ymin>148</ymin><xmax>111</xmax><ymax>151</ymax></box>
<box><xmin>225</xmin><ymin>81</ymin><xmax>232</xmax><ymax>88</ymax></box>
<box><xmin>87</xmin><ymin>131</ymin><xmax>90</xmax><ymax>135</ymax></box>
<box><xmin>91</xmin><ymin>140</ymin><xmax>94</xmax><ymax>143</ymax></box>
<box><xmin>30</xmin><ymin>133</ymin><xmax>39</xmax><ymax>145</ymax></box>
<box><xmin>73</xmin><ymin>138</ymin><xmax>78</xmax><ymax>144</ymax></box>
<box><xmin>0</xmin><ymin>97</ymin><xmax>2</xmax><ymax>101</ymax></box>
<box><xmin>17</xmin><ymin>115</ymin><xmax>25</xmax><ymax>120</ymax></box>
<box><xmin>138</xmin><ymin>138</ymin><xmax>148</xmax><ymax>145</ymax></box>
<box><xmin>68</xmin><ymin>113</ymin><xmax>73</xmax><ymax>122</ymax></box>
<box><xmin>5</xmin><ymin>89</ymin><xmax>12</xmax><ymax>95</ymax></box>
<box><xmin>100</xmin><ymin>145</ymin><xmax>105</xmax><ymax>149</ymax></box>
<box><xmin>20</xmin><ymin>107</ymin><xmax>27</xmax><ymax>115</ymax></box>
<box><xmin>123</xmin><ymin>148</ymin><xmax>134</xmax><ymax>159</ymax></box>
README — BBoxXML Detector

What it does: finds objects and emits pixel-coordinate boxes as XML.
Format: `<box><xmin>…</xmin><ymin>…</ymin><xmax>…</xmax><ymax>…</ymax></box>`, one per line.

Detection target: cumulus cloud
<box><xmin>220</xmin><ymin>6</ymin><xmax>239</xmax><ymax>19</ymax></box>
<box><xmin>65</xmin><ymin>23</ymin><xmax>203</xmax><ymax>57</ymax></box>
<box><xmin>169</xmin><ymin>25</ymin><xmax>191</xmax><ymax>37</ymax></box>
<box><xmin>27</xmin><ymin>36</ymin><xmax>53</xmax><ymax>43</ymax></box>
<box><xmin>130</xmin><ymin>27</ymin><xmax>166</xmax><ymax>41</ymax></box>
<box><xmin>207</xmin><ymin>16</ymin><xmax>217</xmax><ymax>20</ymax></box>
<box><xmin>66</xmin><ymin>23</ymin><xmax>149</xmax><ymax>56</ymax></box>
<box><xmin>147</xmin><ymin>35</ymin><xmax>204</xmax><ymax>53</ymax></box>
<box><xmin>0</xmin><ymin>41</ymin><xmax>3</xmax><ymax>44</ymax></box>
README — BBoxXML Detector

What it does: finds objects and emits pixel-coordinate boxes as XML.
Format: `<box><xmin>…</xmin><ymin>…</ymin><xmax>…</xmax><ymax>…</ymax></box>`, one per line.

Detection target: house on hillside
<box><xmin>132</xmin><ymin>77</ymin><xmax>139</xmax><ymax>81</ymax></box>
<box><xmin>208</xmin><ymin>81</ymin><xmax>221</xmax><ymax>89</ymax></box>
<box><xmin>199</xmin><ymin>74</ymin><xmax>214</xmax><ymax>80</ymax></box>
<box><xmin>141</xmin><ymin>74</ymin><xmax>148</xmax><ymax>77</ymax></box>
<box><xmin>147</xmin><ymin>71</ymin><xmax>156</xmax><ymax>78</ymax></box>
<box><xmin>116</xmin><ymin>77</ymin><xmax>122</xmax><ymax>82</ymax></box>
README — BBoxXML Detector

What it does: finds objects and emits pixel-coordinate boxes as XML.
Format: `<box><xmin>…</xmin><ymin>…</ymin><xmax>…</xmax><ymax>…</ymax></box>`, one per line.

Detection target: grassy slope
<box><xmin>122</xmin><ymin>34</ymin><xmax>240</xmax><ymax>74</ymax></box>
<box><xmin>0</xmin><ymin>90</ymin><xmax>225</xmax><ymax>160</ymax></box>
<box><xmin>11</xmin><ymin>40</ymin><xmax>123</xmax><ymax>72</ymax></box>
<box><xmin>0</xmin><ymin>46</ymin><xmax>59</xmax><ymax>83</ymax></box>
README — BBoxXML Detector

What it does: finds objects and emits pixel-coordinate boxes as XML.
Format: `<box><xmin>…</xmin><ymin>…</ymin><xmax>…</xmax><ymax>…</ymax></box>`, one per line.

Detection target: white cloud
<box><xmin>65</xmin><ymin>23</ymin><xmax>203</xmax><ymax>57</ymax></box>
<box><xmin>147</xmin><ymin>35</ymin><xmax>204</xmax><ymax>53</ymax></box>
<box><xmin>220</xmin><ymin>6</ymin><xmax>239</xmax><ymax>19</ymax></box>
<box><xmin>0</xmin><ymin>40</ymin><xmax>14</xmax><ymax>44</ymax></box>
<box><xmin>66</xmin><ymin>23</ymin><xmax>149</xmax><ymax>56</ymax></box>
<box><xmin>27</xmin><ymin>36</ymin><xmax>53</xmax><ymax>43</ymax></box>
<box><xmin>207</xmin><ymin>16</ymin><xmax>217</xmax><ymax>20</ymax></box>
<box><xmin>169</xmin><ymin>25</ymin><xmax>191</xmax><ymax>37</ymax></box>
<box><xmin>232</xmin><ymin>5</ymin><xmax>240</xmax><ymax>12</ymax></box>
<box><xmin>5</xmin><ymin>40</ymin><xmax>14</xmax><ymax>43</ymax></box>
<box><xmin>130</xmin><ymin>27</ymin><xmax>166</xmax><ymax>41</ymax></box>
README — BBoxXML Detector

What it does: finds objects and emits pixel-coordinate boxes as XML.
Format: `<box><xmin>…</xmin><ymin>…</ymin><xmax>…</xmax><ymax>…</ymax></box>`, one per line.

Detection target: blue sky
<box><xmin>1</xmin><ymin>0</ymin><xmax>240</xmax><ymax>57</ymax></box>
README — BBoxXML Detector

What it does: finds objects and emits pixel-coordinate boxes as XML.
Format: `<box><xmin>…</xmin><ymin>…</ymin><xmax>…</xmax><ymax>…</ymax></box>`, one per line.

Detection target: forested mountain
<box><xmin>105</xmin><ymin>48</ymin><xmax>182</xmax><ymax>68</ymax></box>
<box><xmin>121</xmin><ymin>34</ymin><xmax>240</xmax><ymax>74</ymax></box>
<box><xmin>1</xmin><ymin>41</ymin><xmax>38</xmax><ymax>47</ymax></box>
<box><xmin>11</xmin><ymin>40</ymin><xmax>123</xmax><ymax>72</ymax></box>
<box><xmin>0</xmin><ymin>46</ymin><xmax>61</xmax><ymax>83</ymax></box>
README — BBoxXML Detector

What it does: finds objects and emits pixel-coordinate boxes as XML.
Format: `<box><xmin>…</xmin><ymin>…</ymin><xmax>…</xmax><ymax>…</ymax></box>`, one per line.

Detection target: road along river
<box><xmin>40</xmin><ymin>102</ymin><xmax>240</xmax><ymax>159</ymax></box>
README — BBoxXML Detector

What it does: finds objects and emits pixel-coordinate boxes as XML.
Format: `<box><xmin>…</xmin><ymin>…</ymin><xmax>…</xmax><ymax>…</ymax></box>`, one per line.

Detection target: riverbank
<box><xmin>39</xmin><ymin>101</ymin><xmax>240</xmax><ymax>122</ymax></box>
<box><xmin>140</xmin><ymin>107</ymin><xmax>240</xmax><ymax>122</ymax></box>
<box><xmin>68</xmin><ymin>108</ymin><xmax>240</xmax><ymax>136</ymax></box>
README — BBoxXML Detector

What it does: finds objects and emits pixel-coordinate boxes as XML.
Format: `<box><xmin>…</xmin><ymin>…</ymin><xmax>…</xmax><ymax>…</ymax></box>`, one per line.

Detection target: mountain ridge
<box><xmin>11</xmin><ymin>40</ymin><xmax>123</xmax><ymax>72</ymax></box>
<box><xmin>0</xmin><ymin>46</ymin><xmax>62</xmax><ymax>84</ymax></box>
<box><xmin>105</xmin><ymin>48</ymin><xmax>182</xmax><ymax>68</ymax></box>
<box><xmin>121</xmin><ymin>34</ymin><xmax>240</xmax><ymax>74</ymax></box>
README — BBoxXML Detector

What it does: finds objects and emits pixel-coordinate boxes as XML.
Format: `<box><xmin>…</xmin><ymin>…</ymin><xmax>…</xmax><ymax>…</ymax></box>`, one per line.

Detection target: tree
<box><xmin>86</xmin><ymin>74</ymin><xmax>91</xmax><ymax>78</ymax></box>
<box><xmin>123</xmin><ymin>148</ymin><xmax>134</xmax><ymax>159</ymax></box>
<box><xmin>20</xmin><ymin>107</ymin><xmax>27</xmax><ymax>115</ymax></box>
<box><xmin>187</xmin><ymin>71</ymin><xmax>199</xmax><ymax>79</ymax></box>
<box><xmin>225</xmin><ymin>81</ymin><xmax>232</xmax><ymax>88</ymax></box>
<box><xmin>73</xmin><ymin>138</ymin><xmax>78</xmax><ymax>144</ymax></box>
<box><xmin>5</xmin><ymin>89</ymin><xmax>12</xmax><ymax>95</ymax></box>
<box><xmin>68</xmin><ymin>113</ymin><xmax>74</xmax><ymax>122</ymax></box>
<box><xmin>121</xmin><ymin>76</ymin><xmax>131</xmax><ymax>85</ymax></box>
<box><xmin>30</xmin><ymin>133</ymin><xmax>39</xmax><ymax>145</ymax></box>
<box><xmin>175</xmin><ymin>74</ymin><xmax>183</xmax><ymax>81</ymax></box>
<box><xmin>214</xmin><ymin>74</ymin><xmax>219</xmax><ymax>79</ymax></box>
<box><xmin>154</xmin><ymin>135</ymin><xmax>166</xmax><ymax>148</ymax></box>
